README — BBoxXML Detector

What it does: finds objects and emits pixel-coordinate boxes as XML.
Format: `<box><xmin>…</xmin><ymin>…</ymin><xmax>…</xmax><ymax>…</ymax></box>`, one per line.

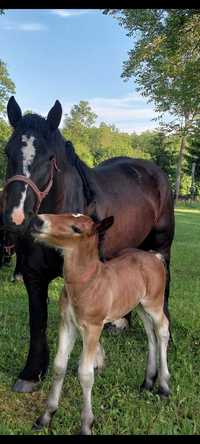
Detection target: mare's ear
<box><xmin>47</xmin><ymin>100</ymin><xmax>62</xmax><ymax>131</ymax></box>
<box><xmin>7</xmin><ymin>96</ymin><xmax>22</xmax><ymax>128</ymax></box>
<box><xmin>95</xmin><ymin>216</ymin><xmax>114</xmax><ymax>234</ymax></box>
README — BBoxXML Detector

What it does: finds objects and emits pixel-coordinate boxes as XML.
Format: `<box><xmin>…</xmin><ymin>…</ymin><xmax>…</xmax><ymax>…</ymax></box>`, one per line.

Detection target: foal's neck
<box><xmin>63</xmin><ymin>236</ymin><xmax>101</xmax><ymax>285</ymax></box>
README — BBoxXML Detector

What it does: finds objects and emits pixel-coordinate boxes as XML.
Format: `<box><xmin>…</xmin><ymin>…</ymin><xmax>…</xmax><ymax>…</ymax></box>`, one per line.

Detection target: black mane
<box><xmin>65</xmin><ymin>140</ymin><xmax>95</xmax><ymax>206</ymax></box>
<box><xmin>16</xmin><ymin>114</ymin><xmax>50</xmax><ymax>136</ymax></box>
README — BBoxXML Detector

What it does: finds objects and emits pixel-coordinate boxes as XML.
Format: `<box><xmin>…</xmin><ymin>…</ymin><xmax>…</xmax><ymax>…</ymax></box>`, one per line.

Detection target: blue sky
<box><xmin>0</xmin><ymin>9</ymin><xmax>159</xmax><ymax>134</ymax></box>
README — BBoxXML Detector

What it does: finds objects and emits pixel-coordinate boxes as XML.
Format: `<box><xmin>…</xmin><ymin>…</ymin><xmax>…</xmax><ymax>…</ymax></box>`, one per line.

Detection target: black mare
<box><xmin>3</xmin><ymin>97</ymin><xmax>175</xmax><ymax>393</ymax></box>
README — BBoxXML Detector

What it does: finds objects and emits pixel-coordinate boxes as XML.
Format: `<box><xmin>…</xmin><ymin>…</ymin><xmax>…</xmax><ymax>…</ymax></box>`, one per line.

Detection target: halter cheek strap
<box><xmin>3</xmin><ymin>158</ymin><xmax>60</xmax><ymax>214</ymax></box>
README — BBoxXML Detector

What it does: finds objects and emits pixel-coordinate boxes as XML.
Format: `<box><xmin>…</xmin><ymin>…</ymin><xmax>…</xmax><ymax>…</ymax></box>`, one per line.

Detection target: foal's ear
<box><xmin>7</xmin><ymin>96</ymin><xmax>22</xmax><ymax>128</ymax></box>
<box><xmin>47</xmin><ymin>100</ymin><xmax>62</xmax><ymax>131</ymax></box>
<box><xmin>95</xmin><ymin>216</ymin><xmax>114</xmax><ymax>234</ymax></box>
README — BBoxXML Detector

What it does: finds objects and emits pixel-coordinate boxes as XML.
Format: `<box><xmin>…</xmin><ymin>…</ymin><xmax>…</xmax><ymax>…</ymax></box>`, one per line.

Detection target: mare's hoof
<box><xmin>11</xmin><ymin>273</ymin><xmax>23</xmax><ymax>283</ymax></box>
<box><xmin>12</xmin><ymin>379</ymin><xmax>39</xmax><ymax>393</ymax></box>
<box><xmin>105</xmin><ymin>318</ymin><xmax>129</xmax><ymax>335</ymax></box>
<box><xmin>157</xmin><ymin>386</ymin><xmax>170</xmax><ymax>400</ymax></box>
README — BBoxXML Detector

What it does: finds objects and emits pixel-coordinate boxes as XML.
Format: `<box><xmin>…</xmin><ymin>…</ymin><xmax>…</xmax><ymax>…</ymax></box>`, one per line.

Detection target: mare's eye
<box><xmin>71</xmin><ymin>225</ymin><xmax>82</xmax><ymax>234</ymax></box>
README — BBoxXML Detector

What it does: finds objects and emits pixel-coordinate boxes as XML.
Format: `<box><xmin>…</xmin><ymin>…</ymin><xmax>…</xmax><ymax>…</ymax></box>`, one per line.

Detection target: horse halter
<box><xmin>3</xmin><ymin>158</ymin><xmax>60</xmax><ymax>214</ymax></box>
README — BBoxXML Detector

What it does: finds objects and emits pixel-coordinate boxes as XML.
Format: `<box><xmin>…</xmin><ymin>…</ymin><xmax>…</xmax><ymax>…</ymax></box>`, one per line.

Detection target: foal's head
<box><xmin>3</xmin><ymin>97</ymin><xmax>63</xmax><ymax>233</ymax></box>
<box><xmin>31</xmin><ymin>213</ymin><xmax>114</xmax><ymax>251</ymax></box>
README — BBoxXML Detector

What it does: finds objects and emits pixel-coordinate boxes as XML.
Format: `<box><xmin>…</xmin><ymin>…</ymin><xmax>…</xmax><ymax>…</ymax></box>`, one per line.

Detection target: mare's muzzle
<box><xmin>3</xmin><ymin>158</ymin><xmax>59</xmax><ymax>215</ymax></box>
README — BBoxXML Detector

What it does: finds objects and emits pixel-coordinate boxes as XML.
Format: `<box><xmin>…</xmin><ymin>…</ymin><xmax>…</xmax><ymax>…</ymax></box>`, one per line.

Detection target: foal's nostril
<box><xmin>29</xmin><ymin>215</ymin><xmax>44</xmax><ymax>233</ymax></box>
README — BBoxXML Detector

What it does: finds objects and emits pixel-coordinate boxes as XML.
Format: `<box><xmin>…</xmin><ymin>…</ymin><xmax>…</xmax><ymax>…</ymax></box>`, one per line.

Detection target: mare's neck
<box><xmin>63</xmin><ymin>235</ymin><xmax>101</xmax><ymax>285</ymax></box>
<box><xmin>40</xmin><ymin>138</ymin><xmax>94</xmax><ymax>214</ymax></box>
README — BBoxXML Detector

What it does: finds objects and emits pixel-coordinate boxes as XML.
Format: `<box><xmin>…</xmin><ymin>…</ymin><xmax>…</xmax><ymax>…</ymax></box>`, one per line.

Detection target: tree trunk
<box><xmin>175</xmin><ymin>135</ymin><xmax>186</xmax><ymax>205</ymax></box>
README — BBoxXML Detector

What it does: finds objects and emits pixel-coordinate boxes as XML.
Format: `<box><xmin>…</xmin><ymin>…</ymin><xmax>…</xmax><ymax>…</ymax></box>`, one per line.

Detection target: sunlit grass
<box><xmin>0</xmin><ymin>207</ymin><xmax>200</xmax><ymax>435</ymax></box>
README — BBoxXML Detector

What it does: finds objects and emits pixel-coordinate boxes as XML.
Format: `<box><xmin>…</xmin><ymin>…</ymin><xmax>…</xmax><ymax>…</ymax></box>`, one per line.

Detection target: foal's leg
<box><xmin>34</xmin><ymin>307</ymin><xmax>77</xmax><ymax>429</ymax></box>
<box><xmin>143</xmin><ymin>305</ymin><xmax>170</xmax><ymax>398</ymax></box>
<box><xmin>137</xmin><ymin>305</ymin><xmax>158</xmax><ymax>391</ymax></box>
<box><xmin>93</xmin><ymin>342</ymin><xmax>105</xmax><ymax>373</ymax></box>
<box><xmin>79</xmin><ymin>324</ymin><xmax>103</xmax><ymax>435</ymax></box>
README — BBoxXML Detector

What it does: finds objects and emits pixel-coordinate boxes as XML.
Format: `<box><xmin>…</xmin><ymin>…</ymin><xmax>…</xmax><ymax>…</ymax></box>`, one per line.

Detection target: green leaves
<box><xmin>103</xmin><ymin>9</ymin><xmax>200</xmax><ymax>199</ymax></box>
<box><xmin>0</xmin><ymin>60</ymin><xmax>15</xmax><ymax>117</ymax></box>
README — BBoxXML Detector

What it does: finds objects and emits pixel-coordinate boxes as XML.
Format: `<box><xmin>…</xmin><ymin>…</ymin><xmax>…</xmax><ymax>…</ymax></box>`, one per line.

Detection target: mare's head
<box><xmin>3</xmin><ymin>97</ymin><xmax>63</xmax><ymax>233</ymax></box>
<box><xmin>31</xmin><ymin>213</ymin><xmax>114</xmax><ymax>251</ymax></box>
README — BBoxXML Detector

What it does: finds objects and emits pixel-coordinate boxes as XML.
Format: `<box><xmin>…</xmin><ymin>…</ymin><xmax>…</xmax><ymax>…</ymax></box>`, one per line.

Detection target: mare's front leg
<box><xmin>12</xmin><ymin>243</ymin><xmax>63</xmax><ymax>393</ymax></box>
<box><xmin>13</xmin><ymin>273</ymin><xmax>50</xmax><ymax>392</ymax></box>
<box><xmin>11</xmin><ymin>249</ymin><xmax>24</xmax><ymax>282</ymax></box>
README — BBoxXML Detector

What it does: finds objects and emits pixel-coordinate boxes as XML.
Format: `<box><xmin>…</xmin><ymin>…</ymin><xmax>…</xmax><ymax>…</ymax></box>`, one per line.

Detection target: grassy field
<box><xmin>0</xmin><ymin>203</ymin><xmax>200</xmax><ymax>435</ymax></box>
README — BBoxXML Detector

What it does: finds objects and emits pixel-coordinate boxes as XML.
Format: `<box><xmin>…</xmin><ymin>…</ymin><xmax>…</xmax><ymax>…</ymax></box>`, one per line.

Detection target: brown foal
<box><xmin>32</xmin><ymin>213</ymin><xmax>170</xmax><ymax>435</ymax></box>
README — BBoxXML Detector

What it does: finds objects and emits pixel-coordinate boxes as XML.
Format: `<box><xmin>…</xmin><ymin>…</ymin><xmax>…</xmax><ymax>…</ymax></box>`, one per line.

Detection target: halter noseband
<box><xmin>3</xmin><ymin>158</ymin><xmax>60</xmax><ymax>214</ymax></box>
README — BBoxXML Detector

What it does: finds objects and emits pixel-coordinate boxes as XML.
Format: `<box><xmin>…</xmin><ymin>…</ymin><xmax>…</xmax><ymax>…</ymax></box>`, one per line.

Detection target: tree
<box><xmin>185</xmin><ymin>132</ymin><xmax>200</xmax><ymax>195</ymax></box>
<box><xmin>103</xmin><ymin>9</ymin><xmax>200</xmax><ymax>201</ymax></box>
<box><xmin>0</xmin><ymin>118</ymin><xmax>11</xmax><ymax>187</ymax></box>
<box><xmin>64</xmin><ymin>100</ymin><xmax>97</xmax><ymax>129</ymax></box>
<box><xmin>0</xmin><ymin>60</ymin><xmax>15</xmax><ymax>116</ymax></box>
<box><xmin>62</xmin><ymin>101</ymin><xmax>97</xmax><ymax>167</ymax></box>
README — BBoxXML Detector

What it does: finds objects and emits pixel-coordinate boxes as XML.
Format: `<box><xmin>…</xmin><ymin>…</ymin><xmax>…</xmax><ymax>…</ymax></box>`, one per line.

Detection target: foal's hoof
<box><xmin>78</xmin><ymin>427</ymin><xmax>92</xmax><ymax>435</ymax></box>
<box><xmin>157</xmin><ymin>386</ymin><xmax>170</xmax><ymax>400</ymax></box>
<box><xmin>140</xmin><ymin>380</ymin><xmax>154</xmax><ymax>392</ymax></box>
<box><xmin>12</xmin><ymin>379</ymin><xmax>39</xmax><ymax>393</ymax></box>
<box><xmin>140</xmin><ymin>372</ymin><xmax>158</xmax><ymax>392</ymax></box>
<box><xmin>32</xmin><ymin>414</ymin><xmax>50</xmax><ymax>432</ymax></box>
<box><xmin>32</xmin><ymin>419</ymin><xmax>45</xmax><ymax>432</ymax></box>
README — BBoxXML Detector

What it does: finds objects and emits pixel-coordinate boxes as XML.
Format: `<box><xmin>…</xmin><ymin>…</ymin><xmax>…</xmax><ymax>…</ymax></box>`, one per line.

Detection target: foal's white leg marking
<box><xmin>144</xmin><ymin>307</ymin><xmax>170</xmax><ymax>395</ymax></box>
<box><xmin>11</xmin><ymin>135</ymin><xmax>36</xmax><ymax>225</ymax></box>
<box><xmin>93</xmin><ymin>342</ymin><xmax>105</xmax><ymax>372</ymax></box>
<box><xmin>39</xmin><ymin>307</ymin><xmax>77</xmax><ymax>426</ymax></box>
<box><xmin>78</xmin><ymin>326</ymin><xmax>102</xmax><ymax>435</ymax></box>
<box><xmin>137</xmin><ymin>305</ymin><xmax>158</xmax><ymax>387</ymax></box>
<box><xmin>156</xmin><ymin>317</ymin><xmax>170</xmax><ymax>394</ymax></box>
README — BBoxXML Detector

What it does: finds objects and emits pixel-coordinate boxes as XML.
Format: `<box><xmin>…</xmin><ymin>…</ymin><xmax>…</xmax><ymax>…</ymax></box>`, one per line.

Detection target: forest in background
<box><xmin>1</xmin><ymin>9</ymin><xmax>200</xmax><ymax>198</ymax></box>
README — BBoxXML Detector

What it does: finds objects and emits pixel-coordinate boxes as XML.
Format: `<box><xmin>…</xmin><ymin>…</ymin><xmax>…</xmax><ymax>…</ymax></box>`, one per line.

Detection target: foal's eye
<box><xmin>71</xmin><ymin>225</ymin><xmax>82</xmax><ymax>234</ymax></box>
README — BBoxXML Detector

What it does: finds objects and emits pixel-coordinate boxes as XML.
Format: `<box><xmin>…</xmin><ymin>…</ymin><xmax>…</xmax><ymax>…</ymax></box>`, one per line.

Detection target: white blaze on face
<box><xmin>11</xmin><ymin>135</ymin><xmax>36</xmax><ymax>225</ymax></box>
<box><xmin>72</xmin><ymin>213</ymin><xmax>83</xmax><ymax>218</ymax></box>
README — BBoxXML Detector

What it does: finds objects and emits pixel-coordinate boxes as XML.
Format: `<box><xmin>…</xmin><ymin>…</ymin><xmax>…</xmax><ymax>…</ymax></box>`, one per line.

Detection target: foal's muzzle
<box><xmin>29</xmin><ymin>215</ymin><xmax>44</xmax><ymax>235</ymax></box>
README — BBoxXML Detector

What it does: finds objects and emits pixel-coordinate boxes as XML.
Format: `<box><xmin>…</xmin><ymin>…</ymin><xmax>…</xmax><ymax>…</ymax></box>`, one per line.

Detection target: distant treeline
<box><xmin>0</xmin><ymin>101</ymin><xmax>200</xmax><ymax>197</ymax></box>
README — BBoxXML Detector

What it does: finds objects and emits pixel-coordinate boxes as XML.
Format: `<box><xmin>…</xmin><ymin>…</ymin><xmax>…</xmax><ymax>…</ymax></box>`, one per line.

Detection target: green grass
<box><xmin>0</xmin><ymin>206</ymin><xmax>200</xmax><ymax>435</ymax></box>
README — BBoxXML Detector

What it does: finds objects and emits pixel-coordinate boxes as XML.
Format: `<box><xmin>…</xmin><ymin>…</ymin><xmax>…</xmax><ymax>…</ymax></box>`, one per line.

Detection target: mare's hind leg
<box><xmin>152</xmin><ymin>211</ymin><xmax>174</xmax><ymax>322</ymax></box>
<box><xmin>137</xmin><ymin>305</ymin><xmax>158</xmax><ymax>391</ymax></box>
<box><xmin>142</xmin><ymin>305</ymin><xmax>170</xmax><ymax>398</ymax></box>
<box><xmin>107</xmin><ymin>314</ymin><xmax>130</xmax><ymax>333</ymax></box>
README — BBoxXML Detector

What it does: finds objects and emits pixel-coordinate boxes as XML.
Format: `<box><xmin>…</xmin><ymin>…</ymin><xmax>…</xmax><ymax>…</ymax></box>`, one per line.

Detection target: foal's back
<box><xmin>103</xmin><ymin>248</ymin><xmax>166</xmax><ymax>323</ymax></box>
